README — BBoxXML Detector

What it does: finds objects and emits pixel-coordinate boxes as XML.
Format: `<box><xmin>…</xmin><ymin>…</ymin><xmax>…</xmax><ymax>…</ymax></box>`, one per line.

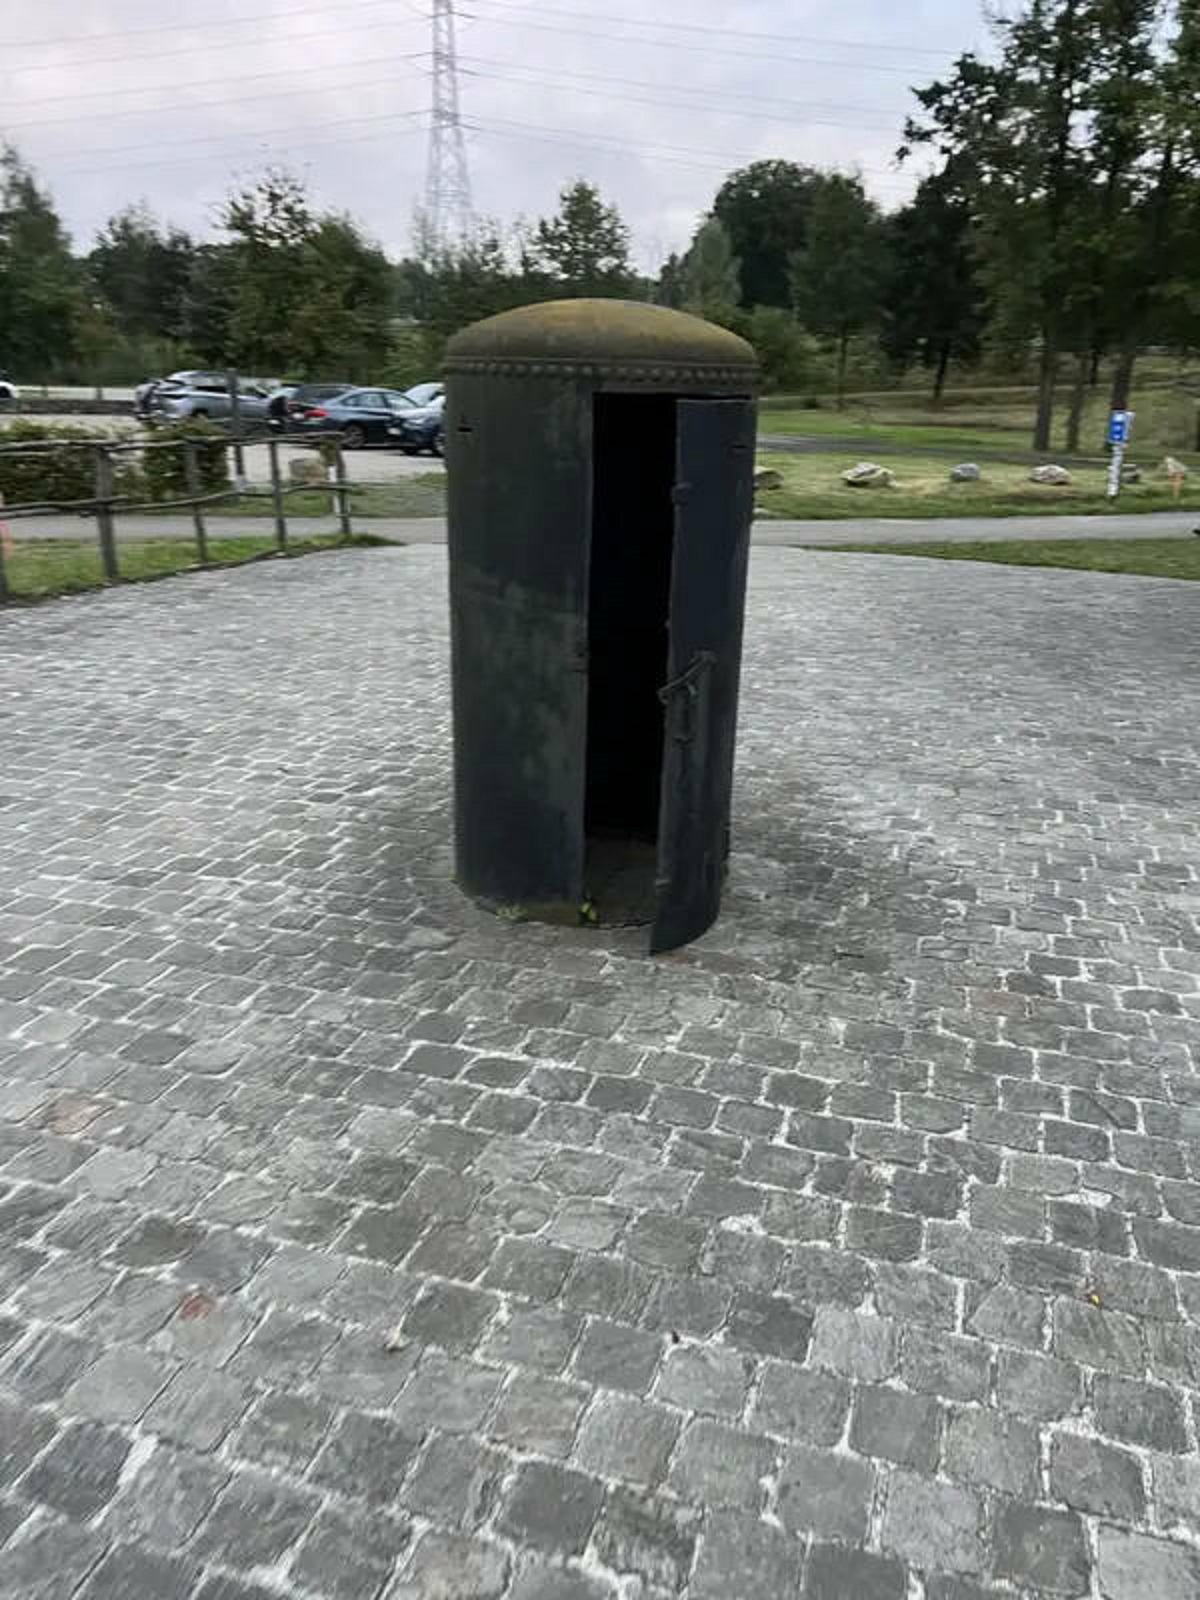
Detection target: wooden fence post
<box><xmin>93</xmin><ymin>444</ymin><xmax>119</xmax><ymax>582</ymax></box>
<box><xmin>268</xmin><ymin>438</ymin><xmax>287</xmax><ymax>551</ymax></box>
<box><xmin>183</xmin><ymin>441</ymin><xmax>209</xmax><ymax>564</ymax></box>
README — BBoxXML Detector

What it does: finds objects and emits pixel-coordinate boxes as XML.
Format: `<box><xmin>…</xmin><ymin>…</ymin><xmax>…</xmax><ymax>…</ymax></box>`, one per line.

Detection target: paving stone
<box><xmin>480</xmin><ymin>1305</ymin><xmax>582</xmax><ymax>1374</ymax></box>
<box><xmin>993</xmin><ymin>1502</ymin><xmax>1091</xmax><ymax>1595</ymax></box>
<box><xmin>995</xmin><ymin>1349</ymin><xmax>1084</xmax><ymax>1420</ymax></box>
<box><xmin>76</xmin><ymin>1542</ymin><xmax>200</xmax><ymax>1599</ymax></box>
<box><xmin>311</xmin><ymin>1411</ymin><xmax>423</xmax><ymax>1503</ymax></box>
<box><xmin>1049</xmin><ymin>1432</ymin><xmax>1146</xmax><ymax>1520</ymax></box>
<box><xmin>803</xmin><ymin>1544</ymin><xmax>906</xmax><ymax>1600</ymax></box>
<box><xmin>882</xmin><ymin>1472</ymin><xmax>985</xmax><ymax>1577</ymax></box>
<box><xmin>572</xmin><ymin>1318</ymin><xmax>662</xmax><ymax>1394</ymax></box>
<box><xmin>726</xmin><ymin>1290</ymin><xmax>813</xmax><ymax>1362</ymax></box>
<box><xmin>0</xmin><ymin>1399</ymin><xmax>56</xmax><ymax>1489</ymax></box>
<box><xmin>591</xmin><ymin>1488</ymin><xmax>701</xmax><ymax>1593</ymax></box>
<box><xmin>669</xmin><ymin>1419</ymin><xmax>778</xmax><ymax>1512</ymax></box>
<box><xmin>850</xmin><ymin>1385</ymin><xmax>941</xmax><ymax>1470</ymax></box>
<box><xmin>21</xmin><ymin>1420</ymin><xmax>131</xmax><ymax>1519</ymax></box>
<box><xmin>402</xmin><ymin>1433</ymin><xmax>507</xmax><ymax>1529</ymax></box>
<box><xmin>402</xmin><ymin>1280</ymin><xmax>497</xmax><ymax>1353</ymax></box>
<box><xmin>293</xmin><ymin>1502</ymin><xmax>413</xmax><ymax>1600</ymax></box>
<box><xmin>508</xmin><ymin>1564</ymin><xmax>614</xmax><ymax>1600</ymax></box>
<box><xmin>392</xmin><ymin>1350</ymin><xmax>504</xmax><ymax>1435</ymax></box>
<box><xmin>108</xmin><ymin>1443</ymin><xmax>229</xmax><ymax>1546</ymax></box>
<box><xmin>576</xmin><ymin>1393</ymin><xmax>680</xmax><ymax>1486</ymax></box>
<box><xmin>810</xmin><ymin>1306</ymin><xmax>898</xmax><ymax>1379</ymax></box>
<box><xmin>0</xmin><ymin>1515</ymin><xmax>107</xmax><ymax>1600</ymax></box>
<box><xmin>1097</xmin><ymin>1528</ymin><xmax>1200</xmax><ymax>1600</ymax></box>
<box><xmin>1095</xmin><ymin>1375</ymin><xmax>1189</xmax><ymax>1452</ymax></box>
<box><xmin>143</xmin><ymin>1368</ymin><xmax>252</xmax><ymax>1451</ymax></box>
<box><xmin>691</xmin><ymin>1509</ymin><xmax>801</xmax><ymax>1600</ymax></box>
<box><xmin>491</xmin><ymin>1372</ymin><xmax>588</xmax><ymax>1458</ymax></box>
<box><xmin>777</xmin><ymin>1444</ymin><xmax>874</xmax><ymax>1540</ymax></box>
<box><xmin>901</xmin><ymin>1329</ymin><xmax>991</xmax><ymax>1402</ymax></box>
<box><xmin>656</xmin><ymin>1342</ymin><xmax>753</xmax><ymax>1418</ymax></box>
<box><xmin>752</xmin><ymin>1363</ymin><xmax>849</xmax><ymax>1444</ymax></box>
<box><xmin>193</xmin><ymin>1469</ymin><xmax>320</xmax><ymax>1568</ymax></box>
<box><xmin>392</xmin><ymin>1532</ymin><xmax>510</xmax><ymax>1600</ymax></box>
<box><xmin>497</xmin><ymin>1461</ymin><xmax>604</xmax><ymax>1556</ymax></box>
<box><xmin>943</xmin><ymin>1407</ymin><xmax>1039</xmax><ymax>1496</ymax></box>
<box><xmin>63</xmin><ymin>1345</ymin><xmax>176</xmax><ymax>1424</ymax></box>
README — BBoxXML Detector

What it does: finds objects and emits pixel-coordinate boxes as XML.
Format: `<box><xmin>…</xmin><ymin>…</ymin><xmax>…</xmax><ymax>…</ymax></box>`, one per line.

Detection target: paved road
<box><xmin>11</xmin><ymin>508</ymin><xmax>1199</xmax><ymax>546</ymax></box>
<box><xmin>1</xmin><ymin>545</ymin><xmax>1198</xmax><ymax>1598</ymax></box>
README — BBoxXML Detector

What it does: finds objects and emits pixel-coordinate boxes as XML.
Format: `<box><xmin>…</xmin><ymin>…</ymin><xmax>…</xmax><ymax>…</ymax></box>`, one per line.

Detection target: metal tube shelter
<box><xmin>444</xmin><ymin>299</ymin><xmax>758</xmax><ymax>953</ymax></box>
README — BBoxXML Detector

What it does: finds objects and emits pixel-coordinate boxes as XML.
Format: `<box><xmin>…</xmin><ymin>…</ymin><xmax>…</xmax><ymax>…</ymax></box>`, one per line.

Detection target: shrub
<box><xmin>0</xmin><ymin>419</ymin><xmax>142</xmax><ymax>508</ymax></box>
<box><xmin>141</xmin><ymin>420</ymin><xmax>230</xmax><ymax>503</ymax></box>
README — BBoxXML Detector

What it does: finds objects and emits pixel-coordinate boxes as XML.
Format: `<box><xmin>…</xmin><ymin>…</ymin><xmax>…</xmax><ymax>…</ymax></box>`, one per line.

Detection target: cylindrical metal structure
<box><xmin>444</xmin><ymin>299</ymin><xmax>757</xmax><ymax>953</ymax></box>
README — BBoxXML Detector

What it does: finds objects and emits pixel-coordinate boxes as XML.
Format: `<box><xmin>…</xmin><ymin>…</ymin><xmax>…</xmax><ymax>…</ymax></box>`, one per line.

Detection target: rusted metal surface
<box><xmin>444</xmin><ymin>299</ymin><xmax>757</xmax><ymax>952</ymax></box>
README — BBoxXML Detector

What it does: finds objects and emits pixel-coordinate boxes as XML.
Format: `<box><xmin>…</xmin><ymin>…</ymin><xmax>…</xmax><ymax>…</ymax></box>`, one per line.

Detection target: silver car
<box><xmin>147</xmin><ymin>371</ymin><xmax>275</xmax><ymax>425</ymax></box>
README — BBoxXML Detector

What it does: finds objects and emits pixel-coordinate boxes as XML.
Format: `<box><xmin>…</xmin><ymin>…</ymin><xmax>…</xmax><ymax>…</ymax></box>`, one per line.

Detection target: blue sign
<box><xmin>1108</xmin><ymin>410</ymin><xmax>1133</xmax><ymax>445</ymax></box>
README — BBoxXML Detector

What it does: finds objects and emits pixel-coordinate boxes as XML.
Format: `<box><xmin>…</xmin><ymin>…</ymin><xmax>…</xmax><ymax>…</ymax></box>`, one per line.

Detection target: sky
<box><xmin>1</xmin><ymin>0</ymin><xmax>992</xmax><ymax>270</ymax></box>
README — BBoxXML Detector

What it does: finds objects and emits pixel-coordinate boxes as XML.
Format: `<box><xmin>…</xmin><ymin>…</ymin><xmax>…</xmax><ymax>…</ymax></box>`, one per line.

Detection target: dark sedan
<box><xmin>296</xmin><ymin>388</ymin><xmax>416</xmax><ymax>448</ymax></box>
<box><xmin>389</xmin><ymin>394</ymin><xmax>445</xmax><ymax>457</ymax></box>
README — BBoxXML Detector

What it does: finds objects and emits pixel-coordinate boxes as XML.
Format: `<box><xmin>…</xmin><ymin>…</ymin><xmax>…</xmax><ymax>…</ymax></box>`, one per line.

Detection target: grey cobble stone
<box><xmin>21</xmin><ymin>1420</ymin><xmax>131</xmax><ymax>1520</ymax></box>
<box><xmin>4</xmin><ymin>548</ymin><xmax>1200</xmax><ymax>1597</ymax></box>
<box><xmin>497</xmin><ymin>1461</ymin><xmax>604</xmax><ymax>1556</ymax></box>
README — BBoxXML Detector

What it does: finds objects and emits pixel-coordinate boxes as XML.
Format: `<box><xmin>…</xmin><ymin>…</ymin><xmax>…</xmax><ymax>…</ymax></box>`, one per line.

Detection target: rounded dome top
<box><xmin>444</xmin><ymin>299</ymin><xmax>756</xmax><ymax>383</ymax></box>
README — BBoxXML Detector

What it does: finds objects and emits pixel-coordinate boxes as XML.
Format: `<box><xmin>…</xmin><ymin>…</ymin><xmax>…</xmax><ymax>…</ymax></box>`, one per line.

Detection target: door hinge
<box><xmin>671</xmin><ymin>483</ymin><xmax>692</xmax><ymax>505</ymax></box>
<box><xmin>658</xmin><ymin>651</ymin><xmax>715</xmax><ymax>744</ymax></box>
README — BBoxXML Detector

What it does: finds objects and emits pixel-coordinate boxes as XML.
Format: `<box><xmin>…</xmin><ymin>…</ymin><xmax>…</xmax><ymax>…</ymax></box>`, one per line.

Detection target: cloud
<box><xmin>3</xmin><ymin>0</ymin><xmax>987</xmax><ymax>263</ymax></box>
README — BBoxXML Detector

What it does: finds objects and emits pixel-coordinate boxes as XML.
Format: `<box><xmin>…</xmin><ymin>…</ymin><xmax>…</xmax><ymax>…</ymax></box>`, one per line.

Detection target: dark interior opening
<box><xmin>585</xmin><ymin>393</ymin><xmax>676</xmax><ymax>923</ymax></box>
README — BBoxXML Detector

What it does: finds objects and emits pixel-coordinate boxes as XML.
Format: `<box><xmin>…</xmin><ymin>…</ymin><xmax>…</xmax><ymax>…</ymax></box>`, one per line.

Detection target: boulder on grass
<box><xmin>754</xmin><ymin>468</ymin><xmax>783</xmax><ymax>492</ymax></box>
<box><xmin>1163</xmin><ymin>456</ymin><xmax>1188</xmax><ymax>479</ymax></box>
<box><xmin>1119</xmin><ymin>463</ymin><xmax>1142</xmax><ymax>484</ymax></box>
<box><xmin>1030</xmin><ymin>463</ymin><xmax>1071</xmax><ymax>485</ymax></box>
<box><xmin>842</xmin><ymin>461</ymin><xmax>895</xmax><ymax>488</ymax></box>
<box><xmin>950</xmin><ymin>462</ymin><xmax>982</xmax><ymax>482</ymax></box>
<box><xmin>289</xmin><ymin>456</ymin><xmax>327</xmax><ymax>486</ymax></box>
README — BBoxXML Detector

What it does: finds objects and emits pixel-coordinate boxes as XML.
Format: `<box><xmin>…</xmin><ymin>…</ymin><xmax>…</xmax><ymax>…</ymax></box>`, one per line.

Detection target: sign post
<box><xmin>1106</xmin><ymin>409</ymin><xmax>1133</xmax><ymax>498</ymax></box>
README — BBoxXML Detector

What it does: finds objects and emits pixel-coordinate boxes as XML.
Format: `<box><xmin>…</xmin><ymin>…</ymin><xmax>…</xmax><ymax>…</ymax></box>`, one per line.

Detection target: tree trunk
<box><xmin>1065</xmin><ymin>349</ymin><xmax>1089</xmax><ymax>453</ymax></box>
<box><xmin>1088</xmin><ymin>346</ymin><xmax>1102</xmax><ymax>386</ymax></box>
<box><xmin>1033</xmin><ymin>337</ymin><xmax>1058</xmax><ymax>452</ymax></box>
<box><xmin>1109</xmin><ymin>343</ymin><xmax>1137</xmax><ymax>412</ymax></box>
<box><xmin>836</xmin><ymin>331</ymin><xmax>848</xmax><ymax>409</ymax></box>
<box><xmin>932</xmin><ymin>341</ymin><xmax>951</xmax><ymax>404</ymax></box>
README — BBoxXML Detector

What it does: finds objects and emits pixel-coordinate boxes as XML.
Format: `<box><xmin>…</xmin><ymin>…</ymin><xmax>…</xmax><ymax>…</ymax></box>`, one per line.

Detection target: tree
<box><xmin>790</xmin><ymin>174</ymin><xmax>886</xmax><ymax>405</ymax></box>
<box><xmin>712</xmin><ymin>160</ymin><xmax>820</xmax><ymax>309</ymax></box>
<box><xmin>0</xmin><ymin>146</ymin><xmax>84</xmax><ymax>377</ymax></box>
<box><xmin>216</xmin><ymin>169</ymin><xmax>394</xmax><ymax>376</ymax></box>
<box><xmin>881</xmin><ymin>165</ymin><xmax>986</xmax><ymax>400</ymax></box>
<box><xmin>682</xmin><ymin>218</ymin><xmax>740</xmax><ymax>321</ymax></box>
<box><xmin>902</xmin><ymin>0</ymin><xmax>1159</xmax><ymax>449</ymax></box>
<box><xmin>655</xmin><ymin>251</ymin><xmax>686</xmax><ymax>308</ymax></box>
<box><xmin>181</xmin><ymin>245</ymin><xmax>239</xmax><ymax>366</ymax></box>
<box><xmin>89</xmin><ymin>205</ymin><xmax>194</xmax><ymax>341</ymax></box>
<box><xmin>532</xmin><ymin>180</ymin><xmax>634</xmax><ymax>297</ymax></box>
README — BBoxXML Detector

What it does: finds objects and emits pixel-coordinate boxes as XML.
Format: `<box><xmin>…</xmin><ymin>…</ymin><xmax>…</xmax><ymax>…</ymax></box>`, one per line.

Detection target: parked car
<box><xmin>146</xmin><ymin>372</ymin><xmax>275</xmax><ymax>425</ymax></box>
<box><xmin>285</xmin><ymin>382</ymin><xmax>353</xmax><ymax>419</ymax></box>
<box><xmin>389</xmin><ymin>393</ymin><xmax>445</xmax><ymax>457</ymax></box>
<box><xmin>296</xmin><ymin>388</ymin><xmax>417</xmax><ymax>448</ymax></box>
<box><xmin>0</xmin><ymin>371</ymin><xmax>18</xmax><ymax>407</ymax></box>
<box><xmin>403</xmin><ymin>382</ymin><xmax>443</xmax><ymax>407</ymax></box>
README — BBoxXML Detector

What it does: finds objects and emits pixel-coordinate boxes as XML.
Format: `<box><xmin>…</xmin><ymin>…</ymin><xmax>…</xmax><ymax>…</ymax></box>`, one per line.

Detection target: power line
<box><xmin>461</xmin><ymin>53</ymin><xmax>902</xmax><ymax>124</ymax></box>
<box><xmin>49</xmin><ymin>108</ymin><xmax>427</xmax><ymax>172</ymax></box>
<box><xmin>51</xmin><ymin>116</ymin><xmax>428</xmax><ymax>181</ymax></box>
<box><xmin>8</xmin><ymin>13</ymin><xmax>422</xmax><ymax>78</ymax></box>
<box><xmin>465</xmin><ymin>0</ymin><xmax>959</xmax><ymax>60</ymax></box>
<box><xmin>465</xmin><ymin>113</ymin><xmax>914</xmax><ymax>186</ymax></box>
<box><xmin>0</xmin><ymin>0</ymin><xmax>403</xmax><ymax>52</ymax></box>
<box><xmin>2</xmin><ymin>51</ymin><xmax>429</xmax><ymax>122</ymax></box>
<box><xmin>459</xmin><ymin>60</ymin><xmax>899</xmax><ymax>134</ymax></box>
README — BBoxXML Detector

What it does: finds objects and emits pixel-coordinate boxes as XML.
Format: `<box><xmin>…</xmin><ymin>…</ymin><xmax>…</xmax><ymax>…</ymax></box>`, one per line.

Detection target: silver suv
<box><xmin>146</xmin><ymin>371</ymin><xmax>276</xmax><ymax>425</ymax></box>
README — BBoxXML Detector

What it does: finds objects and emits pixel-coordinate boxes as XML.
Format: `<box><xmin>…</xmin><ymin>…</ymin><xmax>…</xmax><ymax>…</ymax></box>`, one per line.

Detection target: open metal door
<box><xmin>651</xmin><ymin>397</ymin><xmax>755</xmax><ymax>953</ymax></box>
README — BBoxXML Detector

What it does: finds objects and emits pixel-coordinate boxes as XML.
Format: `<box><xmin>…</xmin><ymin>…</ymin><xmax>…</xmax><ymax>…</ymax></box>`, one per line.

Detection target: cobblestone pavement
<box><xmin>0</xmin><ymin>546</ymin><xmax>1198</xmax><ymax>1600</ymax></box>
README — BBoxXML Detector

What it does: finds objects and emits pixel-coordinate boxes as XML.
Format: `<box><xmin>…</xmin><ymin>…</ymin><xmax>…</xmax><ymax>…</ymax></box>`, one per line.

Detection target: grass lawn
<box><xmin>755</xmin><ymin>450</ymin><xmax>1200</xmax><ymax>519</ymax></box>
<box><xmin>761</xmin><ymin>371</ymin><xmax>1200</xmax><ymax>462</ymax></box>
<box><xmin>1</xmin><ymin>532</ymin><xmax>388</xmax><ymax>602</ymax></box>
<box><xmin>201</xmin><ymin>476</ymin><xmax>447</xmax><ymax>520</ymax></box>
<box><xmin>799</xmin><ymin>537</ymin><xmax>1200</xmax><ymax>580</ymax></box>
